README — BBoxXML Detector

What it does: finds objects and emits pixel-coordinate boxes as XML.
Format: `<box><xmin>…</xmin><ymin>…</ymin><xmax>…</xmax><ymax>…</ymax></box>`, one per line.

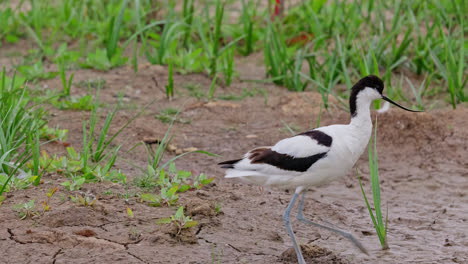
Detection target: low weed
<box><xmin>58</xmin><ymin>60</ymin><xmax>74</xmax><ymax>97</ymax></box>
<box><xmin>61</xmin><ymin>176</ymin><xmax>86</xmax><ymax>191</ymax></box>
<box><xmin>42</xmin><ymin>187</ymin><xmax>58</xmax><ymax>213</ymax></box>
<box><xmin>166</xmin><ymin>61</ymin><xmax>175</xmax><ymax>100</ymax></box>
<box><xmin>38</xmin><ymin>125</ymin><xmax>68</xmax><ymax>142</ymax></box>
<box><xmin>12</xmin><ymin>199</ymin><xmax>38</xmax><ymax>220</ymax></box>
<box><xmin>139</xmin><ymin>162</ymin><xmax>213</xmax><ymax>207</ymax></box>
<box><xmin>156</xmin><ymin>206</ymin><xmax>197</xmax><ymax>235</ymax></box>
<box><xmin>80</xmin><ymin>48</ymin><xmax>127</xmax><ymax>71</ymax></box>
<box><xmin>70</xmin><ymin>193</ymin><xmax>97</xmax><ymax>207</ymax></box>
<box><xmin>155</xmin><ymin>108</ymin><xmax>190</xmax><ymax>124</ymax></box>
<box><xmin>17</xmin><ymin>60</ymin><xmax>58</xmax><ymax>82</ymax></box>
<box><xmin>0</xmin><ymin>69</ymin><xmax>46</xmax><ymax>196</ymax></box>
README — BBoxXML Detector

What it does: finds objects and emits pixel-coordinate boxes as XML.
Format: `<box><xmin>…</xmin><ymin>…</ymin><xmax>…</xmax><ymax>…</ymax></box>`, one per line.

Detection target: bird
<box><xmin>218</xmin><ymin>75</ymin><xmax>420</xmax><ymax>264</ymax></box>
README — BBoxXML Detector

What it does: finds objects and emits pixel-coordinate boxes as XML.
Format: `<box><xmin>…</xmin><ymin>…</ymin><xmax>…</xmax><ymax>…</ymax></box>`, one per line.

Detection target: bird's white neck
<box><xmin>349</xmin><ymin>97</ymin><xmax>372</xmax><ymax>128</ymax></box>
<box><xmin>346</xmin><ymin>95</ymin><xmax>374</xmax><ymax>163</ymax></box>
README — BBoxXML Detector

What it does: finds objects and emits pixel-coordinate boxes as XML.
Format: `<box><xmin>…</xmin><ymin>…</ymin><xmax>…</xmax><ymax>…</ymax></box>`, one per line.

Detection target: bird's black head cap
<box><xmin>349</xmin><ymin>75</ymin><xmax>384</xmax><ymax>117</ymax></box>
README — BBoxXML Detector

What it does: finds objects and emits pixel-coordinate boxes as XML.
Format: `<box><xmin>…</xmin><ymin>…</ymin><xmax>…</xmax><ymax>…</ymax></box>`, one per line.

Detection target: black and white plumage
<box><xmin>218</xmin><ymin>75</ymin><xmax>420</xmax><ymax>264</ymax></box>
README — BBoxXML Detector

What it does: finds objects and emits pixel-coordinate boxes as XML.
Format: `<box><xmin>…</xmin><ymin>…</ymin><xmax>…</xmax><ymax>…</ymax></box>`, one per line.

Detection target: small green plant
<box><xmin>126</xmin><ymin>206</ymin><xmax>134</xmax><ymax>218</ymax></box>
<box><xmin>184</xmin><ymin>83</ymin><xmax>205</xmax><ymax>99</ymax></box>
<box><xmin>0</xmin><ymin>69</ymin><xmax>45</xmax><ymax>196</ymax></box>
<box><xmin>106</xmin><ymin>0</ymin><xmax>129</xmax><ymax>61</ymax></box>
<box><xmin>138</xmin><ymin>161</ymin><xmax>214</xmax><ymax>207</ymax></box>
<box><xmin>140</xmin><ymin>185</ymin><xmax>179</xmax><ymax>207</ymax></box>
<box><xmin>193</xmin><ymin>173</ymin><xmax>214</xmax><ymax>189</ymax></box>
<box><xmin>80</xmin><ymin>48</ymin><xmax>127</xmax><ymax>71</ymax></box>
<box><xmin>58</xmin><ymin>60</ymin><xmax>74</xmax><ymax>97</ymax></box>
<box><xmin>145</xmin><ymin>21</ymin><xmax>185</xmax><ymax>65</ymax></box>
<box><xmin>12</xmin><ymin>199</ymin><xmax>38</xmax><ymax>220</ymax></box>
<box><xmin>53</xmin><ymin>94</ymin><xmax>94</xmax><ymax>111</ymax></box>
<box><xmin>239</xmin><ymin>0</ymin><xmax>255</xmax><ymax>55</ymax></box>
<box><xmin>156</xmin><ymin>206</ymin><xmax>197</xmax><ymax>235</ymax></box>
<box><xmin>222</xmin><ymin>47</ymin><xmax>235</xmax><ymax>86</ymax></box>
<box><xmin>155</xmin><ymin>108</ymin><xmax>190</xmax><ymax>124</ymax></box>
<box><xmin>182</xmin><ymin>0</ymin><xmax>195</xmax><ymax>48</ymax></box>
<box><xmin>208</xmin><ymin>74</ymin><xmax>218</xmax><ymax>100</ymax></box>
<box><xmin>166</xmin><ymin>61</ymin><xmax>174</xmax><ymax>100</ymax></box>
<box><xmin>70</xmin><ymin>193</ymin><xmax>97</xmax><ymax>207</ymax></box>
<box><xmin>39</xmin><ymin>125</ymin><xmax>68</xmax><ymax>142</ymax></box>
<box><xmin>209</xmin><ymin>0</ymin><xmax>225</xmax><ymax>76</ymax></box>
<box><xmin>61</xmin><ymin>176</ymin><xmax>86</xmax><ymax>191</ymax></box>
<box><xmin>357</xmin><ymin>118</ymin><xmax>389</xmax><ymax>250</ymax></box>
<box><xmin>214</xmin><ymin>202</ymin><xmax>222</xmax><ymax>215</ymax></box>
<box><xmin>218</xmin><ymin>87</ymin><xmax>260</xmax><ymax>101</ymax></box>
<box><xmin>17</xmin><ymin>60</ymin><xmax>58</xmax><ymax>81</ymax></box>
<box><xmin>42</xmin><ymin>186</ymin><xmax>58</xmax><ymax>213</ymax></box>
<box><xmin>76</xmin><ymin>78</ymin><xmax>106</xmax><ymax>89</ymax></box>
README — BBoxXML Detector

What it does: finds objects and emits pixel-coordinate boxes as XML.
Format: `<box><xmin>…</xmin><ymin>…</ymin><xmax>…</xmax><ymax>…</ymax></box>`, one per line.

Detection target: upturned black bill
<box><xmin>382</xmin><ymin>96</ymin><xmax>422</xmax><ymax>112</ymax></box>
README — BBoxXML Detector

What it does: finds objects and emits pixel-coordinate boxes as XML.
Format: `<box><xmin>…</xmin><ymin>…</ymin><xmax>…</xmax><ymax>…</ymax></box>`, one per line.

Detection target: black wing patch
<box><xmin>218</xmin><ymin>159</ymin><xmax>242</xmax><ymax>169</ymax></box>
<box><xmin>298</xmin><ymin>130</ymin><xmax>332</xmax><ymax>147</ymax></box>
<box><xmin>249</xmin><ymin>148</ymin><xmax>327</xmax><ymax>172</ymax></box>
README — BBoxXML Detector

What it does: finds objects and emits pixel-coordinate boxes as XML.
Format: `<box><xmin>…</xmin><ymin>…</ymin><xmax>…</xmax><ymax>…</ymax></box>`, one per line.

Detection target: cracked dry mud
<box><xmin>0</xmin><ymin>63</ymin><xmax>467</xmax><ymax>264</ymax></box>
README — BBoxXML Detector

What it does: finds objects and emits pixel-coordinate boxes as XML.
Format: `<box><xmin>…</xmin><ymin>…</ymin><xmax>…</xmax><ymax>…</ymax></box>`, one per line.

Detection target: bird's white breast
<box><xmin>294</xmin><ymin>123</ymin><xmax>373</xmax><ymax>187</ymax></box>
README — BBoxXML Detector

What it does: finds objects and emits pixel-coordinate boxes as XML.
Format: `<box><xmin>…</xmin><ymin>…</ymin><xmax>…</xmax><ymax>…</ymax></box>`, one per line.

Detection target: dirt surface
<box><xmin>1</xmin><ymin>58</ymin><xmax>467</xmax><ymax>264</ymax></box>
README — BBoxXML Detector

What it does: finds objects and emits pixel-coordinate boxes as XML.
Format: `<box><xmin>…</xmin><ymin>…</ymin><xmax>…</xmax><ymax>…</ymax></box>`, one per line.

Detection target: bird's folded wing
<box><xmin>235</xmin><ymin>130</ymin><xmax>332</xmax><ymax>173</ymax></box>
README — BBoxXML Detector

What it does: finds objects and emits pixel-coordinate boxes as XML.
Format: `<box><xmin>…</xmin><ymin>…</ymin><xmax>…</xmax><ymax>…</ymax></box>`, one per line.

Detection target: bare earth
<box><xmin>0</xmin><ymin>60</ymin><xmax>467</xmax><ymax>264</ymax></box>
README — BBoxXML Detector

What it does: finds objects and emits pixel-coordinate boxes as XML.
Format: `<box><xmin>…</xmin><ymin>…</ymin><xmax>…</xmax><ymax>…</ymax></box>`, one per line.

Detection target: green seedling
<box><xmin>430</xmin><ymin>25</ymin><xmax>467</xmax><ymax>108</ymax></box>
<box><xmin>80</xmin><ymin>48</ymin><xmax>127</xmax><ymax>71</ymax></box>
<box><xmin>42</xmin><ymin>186</ymin><xmax>58</xmax><ymax>213</ymax></box>
<box><xmin>209</xmin><ymin>0</ymin><xmax>225</xmax><ymax>76</ymax></box>
<box><xmin>156</xmin><ymin>206</ymin><xmax>197</xmax><ymax>236</ymax></box>
<box><xmin>193</xmin><ymin>173</ymin><xmax>214</xmax><ymax>189</ymax></box>
<box><xmin>140</xmin><ymin>185</ymin><xmax>179</xmax><ymax>207</ymax></box>
<box><xmin>214</xmin><ymin>202</ymin><xmax>222</xmax><ymax>215</ymax></box>
<box><xmin>222</xmin><ymin>47</ymin><xmax>235</xmax><ymax>86</ymax></box>
<box><xmin>0</xmin><ymin>69</ymin><xmax>45</xmax><ymax>196</ymax></box>
<box><xmin>76</xmin><ymin>79</ymin><xmax>106</xmax><ymax>89</ymax></box>
<box><xmin>126</xmin><ymin>206</ymin><xmax>134</xmax><ymax>218</ymax></box>
<box><xmin>166</xmin><ymin>61</ymin><xmax>174</xmax><ymax>100</ymax></box>
<box><xmin>184</xmin><ymin>83</ymin><xmax>205</xmax><ymax>99</ymax></box>
<box><xmin>61</xmin><ymin>176</ymin><xmax>86</xmax><ymax>191</ymax></box>
<box><xmin>406</xmin><ymin>75</ymin><xmax>432</xmax><ymax>111</ymax></box>
<box><xmin>145</xmin><ymin>22</ymin><xmax>185</xmax><ymax>65</ymax></box>
<box><xmin>137</xmin><ymin>108</ymin><xmax>217</xmax><ymax>185</ymax></box>
<box><xmin>182</xmin><ymin>0</ymin><xmax>195</xmax><ymax>48</ymax></box>
<box><xmin>208</xmin><ymin>74</ymin><xmax>218</xmax><ymax>100</ymax></box>
<box><xmin>155</xmin><ymin>108</ymin><xmax>190</xmax><ymax>124</ymax></box>
<box><xmin>12</xmin><ymin>199</ymin><xmax>38</xmax><ymax>220</ymax></box>
<box><xmin>38</xmin><ymin>125</ymin><xmax>68</xmax><ymax>142</ymax></box>
<box><xmin>140</xmin><ymin>192</ymin><xmax>162</xmax><ymax>207</ymax></box>
<box><xmin>54</xmin><ymin>94</ymin><xmax>94</xmax><ymax>111</ymax></box>
<box><xmin>106</xmin><ymin>0</ymin><xmax>129</xmax><ymax>60</ymax></box>
<box><xmin>357</xmin><ymin>118</ymin><xmax>389</xmax><ymax>250</ymax></box>
<box><xmin>239</xmin><ymin>0</ymin><xmax>255</xmax><ymax>55</ymax></box>
<box><xmin>17</xmin><ymin>60</ymin><xmax>58</xmax><ymax>81</ymax></box>
<box><xmin>172</xmin><ymin>48</ymin><xmax>209</xmax><ymax>74</ymax></box>
<box><xmin>27</xmin><ymin>130</ymin><xmax>43</xmax><ymax>186</ymax></box>
<box><xmin>59</xmin><ymin>60</ymin><xmax>74</xmax><ymax>97</ymax></box>
<box><xmin>218</xmin><ymin>87</ymin><xmax>259</xmax><ymax>101</ymax></box>
<box><xmin>0</xmin><ymin>8</ymin><xmax>21</xmax><ymax>44</ymax></box>
<box><xmin>160</xmin><ymin>162</ymin><xmax>214</xmax><ymax>191</ymax></box>
<box><xmin>70</xmin><ymin>193</ymin><xmax>97</xmax><ymax>207</ymax></box>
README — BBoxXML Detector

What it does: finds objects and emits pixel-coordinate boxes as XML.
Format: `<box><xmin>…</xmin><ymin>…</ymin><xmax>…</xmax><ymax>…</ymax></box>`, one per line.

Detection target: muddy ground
<box><xmin>0</xmin><ymin>51</ymin><xmax>467</xmax><ymax>264</ymax></box>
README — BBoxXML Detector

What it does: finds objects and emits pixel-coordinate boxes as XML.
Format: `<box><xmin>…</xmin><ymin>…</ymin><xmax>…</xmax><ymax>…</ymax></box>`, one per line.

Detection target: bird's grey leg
<box><xmin>297</xmin><ymin>191</ymin><xmax>369</xmax><ymax>255</ymax></box>
<box><xmin>283</xmin><ymin>191</ymin><xmax>306</xmax><ymax>264</ymax></box>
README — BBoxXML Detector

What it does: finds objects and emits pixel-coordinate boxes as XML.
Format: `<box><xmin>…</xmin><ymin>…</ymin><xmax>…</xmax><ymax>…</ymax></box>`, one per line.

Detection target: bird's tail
<box><xmin>224</xmin><ymin>169</ymin><xmax>263</xmax><ymax>178</ymax></box>
<box><xmin>218</xmin><ymin>159</ymin><xmax>242</xmax><ymax>169</ymax></box>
